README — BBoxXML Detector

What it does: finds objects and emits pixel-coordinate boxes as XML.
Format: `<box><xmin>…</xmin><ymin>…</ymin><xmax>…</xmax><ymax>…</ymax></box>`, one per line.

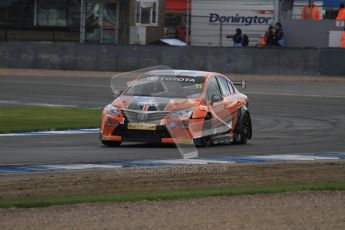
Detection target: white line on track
<box><xmin>0</xmin><ymin>129</ymin><xmax>99</xmax><ymax>137</ymax></box>
<box><xmin>153</xmin><ymin>159</ymin><xmax>235</xmax><ymax>165</ymax></box>
<box><xmin>0</xmin><ymin>100</ymin><xmax>82</xmax><ymax>107</ymax></box>
<box><xmin>41</xmin><ymin>164</ymin><xmax>121</xmax><ymax>170</ymax></box>
<box><xmin>1</xmin><ymin>153</ymin><xmax>344</xmax><ymax>173</ymax></box>
<box><xmin>250</xmin><ymin>154</ymin><xmax>340</xmax><ymax>161</ymax></box>
<box><xmin>0</xmin><ymin>80</ymin><xmax>108</xmax><ymax>88</ymax></box>
<box><xmin>245</xmin><ymin>91</ymin><xmax>345</xmax><ymax>98</ymax></box>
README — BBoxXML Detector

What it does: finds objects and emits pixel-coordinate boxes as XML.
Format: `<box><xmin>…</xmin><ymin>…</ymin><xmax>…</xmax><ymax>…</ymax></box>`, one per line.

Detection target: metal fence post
<box><xmin>3</xmin><ymin>0</ymin><xmax>8</xmax><ymax>41</ymax></box>
<box><xmin>33</xmin><ymin>0</ymin><xmax>37</xmax><ymax>26</ymax></box>
<box><xmin>186</xmin><ymin>0</ymin><xmax>190</xmax><ymax>45</ymax></box>
<box><xmin>219</xmin><ymin>21</ymin><xmax>223</xmax><ymax>47</ymax></box>
<box><xmin>80</xmin><ymin>0</ymin><xmax>85</xmax><ymax>43</ymax></box>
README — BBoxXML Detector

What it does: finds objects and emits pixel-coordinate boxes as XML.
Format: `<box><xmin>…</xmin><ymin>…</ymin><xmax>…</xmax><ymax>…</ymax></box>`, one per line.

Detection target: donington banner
<box><xmin>191</xmin><ymin>0</ymin><xmax>275</xmax><ymax>46</ymax></box>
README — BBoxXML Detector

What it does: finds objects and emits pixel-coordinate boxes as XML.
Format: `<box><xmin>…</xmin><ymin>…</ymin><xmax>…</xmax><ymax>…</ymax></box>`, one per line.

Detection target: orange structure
<box><xmin>260</xmin><ymin>36</ymin><xmax>267</xmax><ymax>47</ymax></box>
<box><xmin>301</xmin><ymin>3</ymin><xmax>321</xmax><ymax>20</ymax></box>
<box><xmin>341</xmin><ymin>32</ymin><xmax>345</xmax><ymax>48</ymax></box>
<box><xmin>336</xmin><ymin>8</ymin><xmax>345</xmax><ymax>21</ymax></box>
<box><xmin>165</xmin><ymin>0</ymin><xmax>189</xmax><ymax>14</ymax></box>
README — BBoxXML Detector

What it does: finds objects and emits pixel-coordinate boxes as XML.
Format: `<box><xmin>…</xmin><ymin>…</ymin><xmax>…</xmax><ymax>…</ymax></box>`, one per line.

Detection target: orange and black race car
<box><xmin>100</xmin><ymin>70</ymin><xmax>252</xmax><ymax>147</ymax></box>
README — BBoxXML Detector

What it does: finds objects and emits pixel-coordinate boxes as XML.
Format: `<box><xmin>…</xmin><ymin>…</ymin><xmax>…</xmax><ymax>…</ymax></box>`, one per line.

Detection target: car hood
<box><xmin>112</xmin><ymin>96</ymin><xmax>202</xmax><ymax>112</ymax></box>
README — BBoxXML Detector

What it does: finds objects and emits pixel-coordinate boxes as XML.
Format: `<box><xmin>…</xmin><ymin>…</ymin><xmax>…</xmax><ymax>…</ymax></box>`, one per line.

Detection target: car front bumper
<box><xmin>100</xmin><ymin>114</ymin><xmax>204</xmax><ymax>144</ymax></box>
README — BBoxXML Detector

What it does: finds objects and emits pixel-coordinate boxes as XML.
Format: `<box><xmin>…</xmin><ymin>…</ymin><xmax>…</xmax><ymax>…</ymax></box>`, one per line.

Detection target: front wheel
<box><xmin>233</xmin><ymin>112</ymin><xmax>251</xmax><ymax>145</ymax></box>
<box><xmin>194</xmin><ymin>115</ymin><xmax>212</xmax><ymax>148</ymax></box>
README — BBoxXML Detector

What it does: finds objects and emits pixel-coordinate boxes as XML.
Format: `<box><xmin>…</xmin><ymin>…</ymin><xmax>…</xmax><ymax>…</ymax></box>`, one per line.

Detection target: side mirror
<box><xmin>211</xmin><ymin>94</ymin><xmax>223</xmax><ymax>105</ymax></box>
<box><xmin>241</xmin><ymin>80</ymin><xmax>247</xmax><ymax>89</ymax></box>
<box><xmin>112</xmin><ymin>89</ymin><xmax>124</xmax><ymax>98</ymax></box>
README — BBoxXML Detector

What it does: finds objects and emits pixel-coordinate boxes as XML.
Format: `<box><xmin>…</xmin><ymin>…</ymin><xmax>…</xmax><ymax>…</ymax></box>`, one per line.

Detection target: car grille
<box><xmin>127</xmin><ymin>103</ymin><xmax>167</xmax><ymax>111</ymax></box>
<box><xmin>122</xmin><ymin>109</ymin><xmax>169</xmax><ymax>122</ymax></box>
<box><xmin>112</xmin><ymin>124</ymin><xmax>173</xmax><ymax>142</ymax></box>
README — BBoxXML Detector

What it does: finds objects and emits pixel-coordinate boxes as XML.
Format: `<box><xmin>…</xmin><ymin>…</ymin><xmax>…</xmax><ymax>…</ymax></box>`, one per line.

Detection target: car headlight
<box><xmin>107</xmin><ymin>104</ymin><xmax>121</xmax><ymax>116</ymax></box>
<box><xmin>169</xmin><ymin>108</ymin><xmax>194</xmax><ymax>119</ymax></box>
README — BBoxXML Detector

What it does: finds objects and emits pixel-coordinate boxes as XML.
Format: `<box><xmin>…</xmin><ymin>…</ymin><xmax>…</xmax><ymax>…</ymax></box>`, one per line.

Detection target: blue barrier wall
<box><xmin>0</xmin><ymin>42</ymin><xmax>344</xmax><ymax>75</ymax></box>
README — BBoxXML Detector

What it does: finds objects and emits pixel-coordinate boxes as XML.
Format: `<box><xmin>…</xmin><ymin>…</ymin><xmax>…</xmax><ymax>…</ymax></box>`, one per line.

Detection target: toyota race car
<box><xmin>100</xmin><ymin>70</ymin><xmax>252</xmax><ymax>147</ymax></box>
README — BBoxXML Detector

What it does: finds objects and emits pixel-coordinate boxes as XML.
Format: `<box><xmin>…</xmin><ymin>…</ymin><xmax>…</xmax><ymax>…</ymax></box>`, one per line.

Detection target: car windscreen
<box><xmin>124</xmin><ymin>75</ymin><xmax>206</xmax><ymax>99</ymax></box>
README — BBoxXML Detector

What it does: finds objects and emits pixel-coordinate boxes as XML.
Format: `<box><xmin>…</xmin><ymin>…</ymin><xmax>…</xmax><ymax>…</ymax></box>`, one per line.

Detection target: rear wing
<box><xmin>232</xmin><ymin>80</ymin><xmax>247</xmax><ymax>89</ymax></box>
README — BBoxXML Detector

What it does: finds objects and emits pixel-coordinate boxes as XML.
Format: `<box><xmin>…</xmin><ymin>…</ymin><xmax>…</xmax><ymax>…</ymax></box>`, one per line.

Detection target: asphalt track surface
<box><xmin>0</xmin><ymin>74</ymin><xmax>345</xmax><ymax>165</ymax></box>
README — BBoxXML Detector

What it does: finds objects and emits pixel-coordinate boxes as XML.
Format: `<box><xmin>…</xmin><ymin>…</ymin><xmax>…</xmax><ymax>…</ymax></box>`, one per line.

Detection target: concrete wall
<box><xmin>0</xmin><ymin>42</ymin><xmax>344</xmax><ymax>75</ymax></box>
<box><xmin>282</xmin><ymin>19</ymin><xmax>344</xmax><ymax>48</ymax></box>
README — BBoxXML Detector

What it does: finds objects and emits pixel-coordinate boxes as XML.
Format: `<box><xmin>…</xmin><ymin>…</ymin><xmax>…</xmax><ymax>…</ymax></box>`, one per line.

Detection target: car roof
<box><xmin>146</xmin><ymin>69</ymin><xmax>218</xmax><ymax>78</ymax></box>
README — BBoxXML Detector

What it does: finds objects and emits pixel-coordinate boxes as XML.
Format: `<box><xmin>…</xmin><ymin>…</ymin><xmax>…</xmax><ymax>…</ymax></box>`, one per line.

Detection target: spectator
<box><xmin>336</xmin><ymin>3</ymin><xmax>345</xmax><ymax>21</ymax></box>
<box><xmin>301</xmin><ymin>0</ymin><xmax>321</xmax><ymax>20</ymax></box>
<box><xmin>260</xmin><ymin>25</ymin><xmax>274</xmax><ymax>47</ymax></box>
<box><xmin>267</xmin><ymin>25</ymin><xmax>276</xmax><ymax>46</ymax></box>
<box><xmin>273</xmin><ymin>22</ymin><xmax>285</xmax><ymax>47</ymax></box>
<box><xmin>227</xmin><ymin>28</ymin><xmax>243</xmax><ymax>48</ymax></box>
<box><xmin>176</xmin><ymin>21</ymin><xmax>186</xmax><ymax>42</ymax></box>
<box><xmin>341</xmin><ymin>27</ymin><xmax>345</xmax><ymax>48</ymax></box>
<box><xmin>259</xmin><ymin>35</ymin><xmax>266</xmax><ymax>47</ymax></box>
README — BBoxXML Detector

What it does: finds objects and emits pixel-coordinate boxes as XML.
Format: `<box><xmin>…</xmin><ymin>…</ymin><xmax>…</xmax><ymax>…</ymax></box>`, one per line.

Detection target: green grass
<box><xmin>0</xmin><ymin>106</ymin><xmax>102</xmax><ymax>133</ymax></box>
<box><xmin>1</xmin><ymin>183</ymin><xmax>344</xmax><ymax>209</ymax></box>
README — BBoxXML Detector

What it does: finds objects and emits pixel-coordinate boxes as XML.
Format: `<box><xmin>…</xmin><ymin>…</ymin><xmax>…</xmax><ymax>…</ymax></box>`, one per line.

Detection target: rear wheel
<box><xmin>233</xmin><ymin>112</ymin><xmax>251</xmax><ymax>144</ymax></box>
<box><xmin>194</xmin><ymin>114</ymin><xmax>212</xmax><ymax>148</ymax></box>
<box><xmin>101</xmin><ymin>140</ymin><xmax>122</xmax><ymax>147</ymax></box>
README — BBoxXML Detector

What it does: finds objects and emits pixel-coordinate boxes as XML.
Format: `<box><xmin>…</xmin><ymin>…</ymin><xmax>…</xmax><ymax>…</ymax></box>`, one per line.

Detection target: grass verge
<box><xmin>0</xmin><ymin>106</ymin><xmax>101</xmax><ymax>133</ymax></box>
<box><xmin>1</xmin><ymin>183</ymin><xmax>344</xmax><ymax>209</ymax></box>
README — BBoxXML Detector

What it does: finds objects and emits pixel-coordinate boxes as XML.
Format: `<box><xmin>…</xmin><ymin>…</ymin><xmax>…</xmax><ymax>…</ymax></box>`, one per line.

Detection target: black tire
<box><xmin>194</xmin><ymin>114</ymin><xmax>212</xmax><ymax>148</ymax></box>
<box><xmin>101</xmin><ymin>140</ymin><xmax>122</xmax><ymax>147</ymax></box>
<box><xmin>233</xmin><ymin>112</ymin><xmax>251</xmax><ymax>145</ymax></box>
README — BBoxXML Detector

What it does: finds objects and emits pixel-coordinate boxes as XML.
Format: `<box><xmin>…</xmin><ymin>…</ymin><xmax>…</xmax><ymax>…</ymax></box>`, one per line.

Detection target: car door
<box><xmin>216</xmin><ymin>76</ymin><xmax>235</xmax><ymax>131</ymax></box>
<box><xmin>205</xmin><ymin>77</ymin><xmax>228</xmax><ymax>133</ymax></box>
<box><xmin>226</xmin><ymin>80</ymin><xmax>242</xmax><ymax>114</ymax></box>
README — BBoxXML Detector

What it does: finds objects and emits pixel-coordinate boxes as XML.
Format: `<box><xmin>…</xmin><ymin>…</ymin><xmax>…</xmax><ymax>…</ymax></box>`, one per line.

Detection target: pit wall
<box><xmin>0</xmin><ymin>42</ymin><xmax>344</xmax><ymax>76</ymax></box>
